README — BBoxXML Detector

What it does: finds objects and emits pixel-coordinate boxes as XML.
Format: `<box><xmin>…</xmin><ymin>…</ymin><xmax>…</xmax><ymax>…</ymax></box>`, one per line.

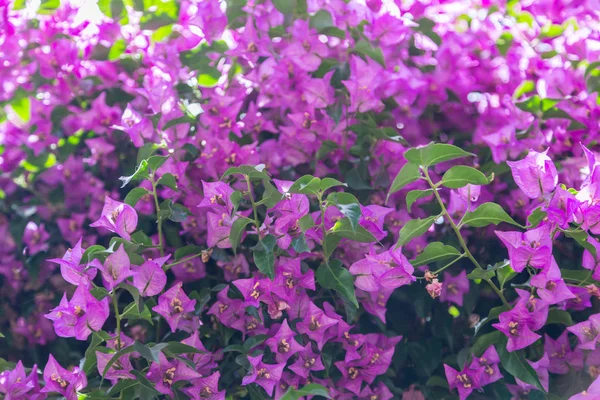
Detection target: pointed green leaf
<box><xmin>387</xmin><ymin>163</ymin><xmax>421</xmax><ymax>202</ymax></box>
<box><xmin>289</xmin><ymin>175</ymin><xmax>321</xmax><ymax>195</ymax></box>
<box><xmin>460</xmin><ymin>202</ymin><xmax>521</xmax><ymax>228</ymax></box>
<box><xmin>124</xmin><ymin>187</ymin><xmax>149</xmax><ymax>207</ymax></box>
<box><xmin>157</xmin><ymin>173</ymin><xmax>178</xmax><ymax>191</ymax></box>
<box><xmin>496</xmin><ymin>344</ymin><xmax>545</xmax><ymax>393</ymax></box>
<box><xmin>316</xmin><ymin>260</ymin><xmax>358</xmax><ymax>308</ymax></box>
<box><xmin>406</xmin><ymin>189</ymin><xmax>433</xmax><ymax>213</ymax></box>
<box><xmin>397</xmin><ymin>216</ymin><xmax>437</xmax><ymax>246</ymax></box>
<box><xmin>320</xmin><ymin>177</ymin><xmax>346</xmax><ymax>192</ymax></box>
<box><xmin>327</xmin><ymin>192</ymin><xmax>360</xmax><ymax>232</ymax></box>
<box><xmin>411</xmin><ymin>242</ymin><xmax>461</xmax><ymax>267</ymax></box>
<box><xmin>330</xmin><ymin>218</ymin><xmax>376</xmax><ymax>242</ymax></box>
<box><xmin>405</xmin><ymin>143</ymin><xmax>475</xmax><ymax>168</ymax></box>
<box><xmin>230</xmin><ymin>217</ymin><xmax>254</xmax><ymax>254</ymax></box>
<box><xmin>441</xmin><ymin>166</ymin><xmax>490</xmax><ymax>189</ymax></box>
<box><xmin>253</xmin><ymin>235</ymin><xmax>276</xmax><ymax>279</ymax></box>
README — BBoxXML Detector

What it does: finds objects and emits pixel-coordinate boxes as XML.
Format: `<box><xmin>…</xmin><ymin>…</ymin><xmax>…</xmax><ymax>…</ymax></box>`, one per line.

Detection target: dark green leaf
<box><xmin>441</xmin><ymin>166</ymin><xmax>490</xmax><ymax>189</ymax></box>
<box><xmin>320</xmin><ymin>177</ymin><xmax>346</xmax><ymax>192</ymax></box>
<box><xmin>174</xmin><ymin>245</ymin><xmax>202</xmax><ymax>261</ymax></box>
<box><xmin>496</xmin><ymin>264</ymin><xmax>517</xmax><ymax>290</ymax></box>
<box><xmin>327</xmin><ymin>192</ymin><xmax>360</xmax><ymax>232</ymax></box>
<box><xmin>91</xmin><ymin>287</ymin><xmax>110</xmax><ymax>301</ymax></box>
<box><xmin>124</xmin><ymin>187</ymin><xmax>149</xmax><ymax>207</ymax></box>
<box><xmin>288</xmin><ymin>175</ymin><xmax>321</xmax><ymax>195</ymax></box>
<box><xmin>406</xmin><ymin>189</ymin><xmax>433</xmax><ymax>213</ymax></box>
<box><xmin>309</xmin><ymin>10</ymin><xmax>333</xmax><ymax>30</ymax></box>
<box><xmin>472</xmin><ymin>331</ymin><xmax>504</xmax><ymax>357</ymax></box>
<box><xmin>397</xmin><ymin>216</ymin><xmax>437</xmax><ymax>246</ymax></box>
<box><xmin>119</xmin><ymin>159</ymin><xmax>149</xmax><ymax>187</ymax></box>
<box><xmin>272</xmin><ymin>0</ymin><xmax>296</xmax><ymax>14</ymax></box>
<box><xmin>330</xmin><ymin>218</ymin><xmax>376</xmax><ymax>242</ymax></box>
<box><xmin>411</xmin><ymin>242</ymin><xmax>461</xmax><ymax>267</ymax></box>
<box><xmin>460</xmin><ymin>202</ymin><xmax>521</xmax><ymax>228</ymax></box>
<box><xmin>467</xmin><ymin>268</ymin><xmax>495</xmax><ymax>280</ymax></box>
<box><xmin>546</xmin><ymin>309</ymin><xmax>573</xmax><ymax>326</ymax></box>
<box><xmin>157</xmin><ymin>173</ymin><xmax>178</xmax><ymax>191</ymax></box>
<box><xmin>474</xmin><ymin>305</ymin><xmax>509</xmax><ymax>335</ymax></box>
<box><xmin>387</xmin><ymin>163</ymin><xmax>421</xmax><ymax>202</ymax></box>
<box><xmin>527</xmin><ymin>207</ymin><xmax>547</xmax><ymax>228</ymax></box>
<box><xmin>253</xmin><ymin>235</ymin><xmax>276</xmax><ymax>279</ymax></box>
<box><xmin>163</xmin><ymin>342</ymin><xmax>206</xmax><ymax>355</ymax></box>
<box><xmin>298</xmin><ymin>215</ymin><xmax>315</xmax><ymax>232</ymax></box>
<box><xmin>121</xmin><ymin>302</ymin><xmax>153</xmax><ymax>324</ymax></box>
<box><xmin>291</xmin><ymin>234</ymin><xmax>310</xmax><ymax>253</ymax></box>
<box><xmin>230</xmin><ymin>217</ymin><xmax>254</xmax><ymax>254</ymax></box>
<box><xmin>353</xmin><ymin>40</ymin><xmax>386</xmax><ymax>67</ymax></box>
<box><xmin>496</xmin><ymin>344</ymin><xmax>545</xmax><ymax>392</ymax></box>
<box><xmin>316</xmin><ymin>259</ymin><xmax>358</xmax><ymax>308</ymax></box>
<box><xmin>404</xmin><ymin>143</ymin><xmax>475</xmax><ymax>168</ymax></box>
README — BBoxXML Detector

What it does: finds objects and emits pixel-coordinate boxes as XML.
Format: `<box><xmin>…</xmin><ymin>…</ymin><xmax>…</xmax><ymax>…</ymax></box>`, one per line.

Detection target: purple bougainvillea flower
<box><xmin>0</xmin><ymin>361</ymin><xmax>36</xmax><ymax>399</ymax></box>
<box><xmin>359</xmin><ymin>205</ymin><xmax>393</xmax><ymax>241</ymax></box>
<box><xmin>567</xmin><ymin>313</ymin><xmax>600</xmax><ymax>350</ymax></box>
<box><xmin>494</xmin><ymin>224</ymin><xmax>552</xmax><ymax>273</ymax></box>
<box><xmin>349</xmin><ymin>247</ymin><xmax>415</xmax><ymax>292</ymax></box>
<box><xmin>296</xmin><ymin>302</ymin><xmax>339</xmax><ymax>350</ymax></box>
<box><xmin>544</xmin><ymin>332</ymin><xmax>584</xmax><ymax>374</ymax></box>
<box><xmin>48</xmin><ymin>238</ymin><xmax>96</xmax><ymax>286</ymax></box>
<box><xmin>197</xmin><ymin>181</ymin><xmax>234</xmax><ymax>215</ymax></box>
<box><xmin>90</xmin><ymin>196</ymin><xmax>138</xmax><ymax>240</ymax></box>
<box><xmin>95</xmin><ymin>245</ymin><xmax>133</xmax><ymax>291</ymax></box>
<box><xmin>507</xmin><ymin>149</ymin><xmax>558</xmax><ymax>199</ymax></box>
<box><xmin>288</xmin><ymin>342</ymin><xmax>325</xmax><ymax>379</ymax></box>
<box><xmin>469</xmin><ymin>346</ymin><xmax>502</xmax><ymax>386</ymax></box>
<box><xmin>233</xmin><ymin>277</ymin><xmax>270</xmax><ymax>308</ymax></box>
<box><xmin>56</xmin><ymin>213</ymin><xmax>86</xmax><ymax>246</ymax></box>
<box><xmin>41</xmin><ymin>354</ymin><xmax>87</xmax><ymax>400</ymax></box>
<box><xmin>241</xmin><ymin>354</ymin><xmax>285</xmax><ymax>397</ymax></box>
<box><xmin>440</xmin><ymin>270</ymin><xmax>469</xmax><ymax>307</ymax></box>
<box><xmin>444</xmin><ymin>364</ymin><xmax>482</xmax><ymax>400</ymax></box>
<box><xmin>545</xmin><ymin>186</ymin><xmax>579</xmax><ymax>229</ymax></box>
<box><xmin>96</xmin><ymin>350</ymin><xmax>135</xmax><ymax>384</ymax></box>
<box><xmin>530</xmin><ymin>258</ymin><xmax>575</xmax><ymax>304</ymax></box>
<box><xmin>132</xmin><ymin>256</ymin><xmax>169</xmax><ymax>296</ymax></box>
<box><xmin>265</xmin><ymin>319</ymin><xmax>303</xmax><ymax>363</ymax></box>
<box><xmin>44</xmin><ymin>285</ymin><xmax>110</xmax><ymax>340</ymax></box>
<box><xmin>22</xmin><ymin>221</ymin><xmax>50</xmax><ymax>255</ymax></box>
<box><xmin>146</xmin><ymin>353</ymin><xmax>201</xmax><ymax>396</ymax></box>
<box><xmin>152</xmin><ymin>282</ymin><xmax>196</xmax><ymax>332</ymax></box>
<box><xmin>493</xmin><ymin>303</ymin><xmax>542</xmax><ymax>352</ymax></box>
<box><xmin>185</xmin><ymin>372</ymin><xmax>225</xmax><ymax>400</ymax></box>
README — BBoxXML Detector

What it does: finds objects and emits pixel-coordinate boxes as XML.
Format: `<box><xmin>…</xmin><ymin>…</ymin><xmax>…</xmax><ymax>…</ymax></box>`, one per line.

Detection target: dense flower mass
<box><xmin>2</xmin><ymin>0</ymin><xmax>600</xmax><ymax>399</ymax></box>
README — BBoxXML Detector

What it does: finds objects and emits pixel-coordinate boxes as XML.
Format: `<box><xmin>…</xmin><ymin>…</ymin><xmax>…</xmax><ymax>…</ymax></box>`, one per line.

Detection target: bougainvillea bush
<box><xmin>3</xmin><ymin>0</ymin><xmax>600</xmax><ymax>398</ymax></box>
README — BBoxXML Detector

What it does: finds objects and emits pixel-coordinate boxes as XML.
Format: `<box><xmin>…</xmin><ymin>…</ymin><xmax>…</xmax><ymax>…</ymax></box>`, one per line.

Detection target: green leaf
<box><xmin>258</xmin><ymin>180</ymin><xmax>282</xmax><ymax>208</ymax></box>
<box><xmin>330</xmin><ymin>218</ymin><xmax>376</xmax><ymax>242</ymax></box>
<box><xmin>545</xmin><ymin>309</ymin><xmax>573</xmax><ymax>326</ymax></box>
<box><xmin>406</xmin><ymin>189</ymin><xmax>433</xmax><ymax>213</ymax></box>
<box><xmin>281</xmin><ymin>384</ymin><xmax>331</xmax><ymax>400</ymax></box>
<box><xmin>101</xmin><ymin>345</ymin><xmax>136</xmax><ymax>378</ymax></box>
<box><xmin>316</xmin><ymin>259</ymin><xmax>358</xmax><ymax>308</ymax></box>
<box><xmin>441</xmin><ymin>166</ymin><xmax>490</xmax><ymax>189</ymax></box>
<box><xmin>327</xmin><ymin>192</ymin><xmax>360</xmax><ymax>232</ymax></box>
<box><xmin>253</xmin><ymin>235</ymin><xmax>277</xmax><ymax>279</ymax></box>
<box><xmin>411</xmin><ymin>242</ymin><xmax>461</xmax><ymax>267</ymax></box>
<box><xmin>323</xmin><ymin>234</ymin><xmax>342</xmax><ymax>259</ymax></box>
<box><xmin>82</xmin><ymin>331</ymin><xmax>111</xmax><ymax>375</ymax></box>
<box><xmin>460</xmin><ymin>202</ymin><xmax>521</xmax><ymax>228</ymax></box>
<box><xmin>414</xmin><ymin>17</ymin><xmax>442</xmax><ymax>46</ymax></box>
<box><xmin>291</xmin><ymin>234</ymin><xmax>310</xmax><ymax>253</ymax></box>
<box><xmin>472</xmin><ymin>331</ymin><xmax>504</xmax><ymax>357</ymax></box>
<box><xmin>467</xmin><ymin>268</ymin><xmax>495</xmax><ymax>280</ymax></box>
<box><xmin>404</xmin><ymin>143</ymin><xmax>475</xmax><ymax>168</ymax></box>
<box><xmin>497</xmin><ymin>264</ymin><xmax>517</xmax><ymax>290</ymax></box>
<box><xmin>108</xmin><ymin>39</ymin><xmax>126</xmax><ymax>60</ymax></box>
<box><xmin>272</xmin><ymin>0</ymin><xmax>296</xmax><ymax>14</ymax></box>
<box><xmin>91</xmin><ymin>287</ymin><xmax>110</xmax><ymax>301</ymax></box>
<box><xmin>387</xmin><ymin>163</ymin><xmax>421</xmax><ymax>202</ymax></box>
<box><xmin>298</xmin><ymin>215</ymin><xmax>315</xmax><ymax>232</ymax></box>
<box><xmin>320</xmin><ymin>177</ymin><xmax>346</xmax><ymax>192</ymax></box>
<box><xmin>120</xmin><ymin>283</ymin><xmax>142</xmax><ymax>312</ymax></box>
<box><xmin>564</xmin><ymin>229</ymin><xmax>597</xmax><ymax>258</ymax></box>
<box><xmin>10</xmin><ymin>96</ymin><xmax>31</xmax><ymax>123</ymax></box>
<box><xmin>353</xmin><ymin>40</ymin><xmax>386</xmax><ymax>67</ymax></box>
<box><xmin>229</xmin><ymin>217</ymin><xmax>254</xmax><ymax>254</ymax></box>
<box><xmin>163</xmin><ymin>341</ymin><xmax>206</xmax><ymax>355</ymax></box>
<box><xmin>513</xmin><ymin>80</ymin><xmax>535</xmax><ymax>99</ymax></box>
<box><xmin>134</xmin><ymin>341</ymin><xmax>164</xmax><ymax>363</ymax></box>
<box><xmin>317</xmin><ymin>140</ymin><xmax>340</xmax><ymax>160</ymax></box>
<box><xmin>147</xmin><ymin>155</ymin><xmax>168</xmax><ymax>172</ymax></box>
<box><xmin>121</xmin><ymin>302</ymin><xmax>153</xmax><ymax>324</ymax></box>
<box><xmin>243</xmin><ymin>335</ymin><xmax>268</xmax><ymax>352</ymax></box>
<box><xmin>119</xmin><ymin>159</ymin><xmax>149</xmax><ymax>187</ymax></box>
<box><xmin>527</xmin><ymin>207</ymin><xmax>547</xmax><ymax>228</ymax></box>
<box><xmin>397</xmin><ymin>216</ymin><xmax>437</xmax><ymax>246</ymax></box>
<box><xmin>288</xmin><ymin>175</ymin><xmax>321</xmax><ymax>195</ymax></box>
<box><xmin>124</xmin><ymin>187</ymin><xmax>149</xmax><ymax>207</ymax></box>
<box><xmin>157</xmin><ymin>173</ymin><xmax>178</xmax><ymax>191</ymax></box>
<box><xmin>496</xmin><ymin>344</ymin><xmax>545</xmax><ymax>393</ymax></box>
<box><xmin>174</xmin><ymin>245</ymin><xmax>202</xmax><ymax>261</ymax></box>
<box><xmin>309</xmin><ymin>10</ymin><xmax>333</xmax><ymax>31</ymax></box>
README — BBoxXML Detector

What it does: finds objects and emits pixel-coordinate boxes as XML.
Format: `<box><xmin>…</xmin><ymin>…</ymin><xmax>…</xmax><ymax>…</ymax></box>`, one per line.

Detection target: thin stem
<box><xmin>424</xmin><ymin>169</ymin><xmax>509</xmax><ymax>307</ymax></box>
<box><xmin>163</xmin><ymin>252</ymin><xmax>203</xmax><ymax>271</ymax></box>
<box><xmin>317</xmin><ymin>192</ymin><xmax>329</xmax><ymax>262</ymax></box>
<box><xmin>432</xmin><ymin>254</ymin><xmax>465</xmax><ymax>276</ymax></box>
<box><xmin>112</xmin><ymin>291</ymin><xmax>122</xmax><ymax>349</ymax></box>
<box><xmin>151</xmin><ymin>178</ymin><xmax>165</xmax><ymax>257</ymax></box>
<box><xmin>245</xmin><ymin>176</ymin><xmax>261</xmax><ymax>230</ymax></box>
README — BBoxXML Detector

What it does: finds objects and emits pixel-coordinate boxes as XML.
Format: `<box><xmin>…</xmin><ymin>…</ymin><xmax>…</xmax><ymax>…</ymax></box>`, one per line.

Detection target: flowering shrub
<box><xmin>2</xmin><ymin>0</ymin><xmax>600</xmax><ymax>399</ymax></box>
